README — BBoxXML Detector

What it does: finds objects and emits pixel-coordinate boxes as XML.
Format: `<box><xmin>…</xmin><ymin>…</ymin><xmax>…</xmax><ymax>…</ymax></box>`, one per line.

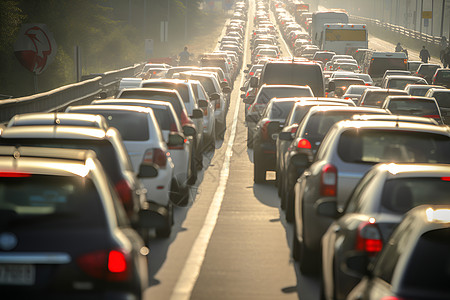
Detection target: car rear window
<box><xmin>418</xmin><ymin>65</ymin><xmax>439</xmax><ymax>76</ymax></box>
<box><xmin>401</xmin><ymin>228</ymin><xmax>450</xmax><ymax>293</ymax></box>
<box><xmin>433</xmin><ymin>92</ymin><xmax>450</xmax><ymax>108</ymax></box>
<box><xmin>268</xmin><ymin>101</ymin><xmax>296</xmax><ymax>119</ymax></box>
<box><xmin>337</xmin><ymin>129</ymin><xmax>450</xmax><ymax>164</ymax></box>
<box><xmin>369</xmin><ymin>58</ymin><xmax>407</xmax><ymax>78</ymax></box>
<box><xmin>0</xmin><ymin>175</ymin><xmax>106</xmax><ymax>228</ymax></box>
<box><xmin>141</xmin><ymin>82</ymin><xmax>189</xmax><ymax>103</ymax></box>
<box><xmin>262</xmin><ymin>63</ymin><xmax>324</xmax><ymax>96</ymax></box>
<box><xmin>436</xmin><ymin>70</ymin><xmax>450</xmax><ymax>80</ymax></box>
<box><xmin>380</xmin><ymin>178</ymin><xmax>450</xmax><ymax>214</ymax></box>
<box><xmin>257</xmin><ymin>87</ymin><xmax>313</xmax><ymax>104</ymax></box>
<box><xmin>147</xmin><ymin>106</ymin><xmax>173</xmax><ymax>131</ymax></box>
<box><xmin>187</xmin><ymin>76</ymin><xmax>216</xmax><ymax>94</ymax></box>
<box><xmin>387</xmin><ymin>79</ymin><xmax>423</xmax><ymax>90</ymax></box>
<box><xmin>387</xmin><ymin>100</ymin><xmax>439</xmax><ymax>117</ymax></box>
<box><xmin>118</xmin><ymin>90</ymin><xmax>173</xmax><ymax>101</ymax></box>
<box><xmin>361</xmin><ymin>91</ymin><xmax>405</xmax><ymax>107</ymax></box>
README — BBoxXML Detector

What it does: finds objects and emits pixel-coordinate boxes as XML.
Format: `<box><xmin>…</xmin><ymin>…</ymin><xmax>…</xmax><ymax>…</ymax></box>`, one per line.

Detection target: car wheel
<box><xmin>285</xmin><ymin>187</ymin><xmax>295</xmax><ymax>223</ymax></box>
<box><xmin>277</xmin><ymin>171</ymin><xmax>283</xmax><ymax>197</ymax></box>
<box><xmin>299</xmin><ymin>229</ymin><xmax>318</xmax><ymax>276</ymax></box>
<box><xmin>253</xmin><ymin>148</ymin><xmax>266</xmax><ymax>183</ymax></box>
<box><xmin>156</xmin><ymin>203</ymin><xmax>173</xmax><ymax>238</ymax></box>
<box><xmin>247</xmin><ymin>127</ymin><xmax>253</xmax><ymax>148</ymax></box>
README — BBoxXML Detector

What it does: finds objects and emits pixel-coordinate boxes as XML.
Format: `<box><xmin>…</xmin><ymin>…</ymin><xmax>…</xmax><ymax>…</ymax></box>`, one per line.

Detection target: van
<box><xmin>363</xmin><ymin>51</ymin><xmax>407</xmax><ymax>82</ymax></box>
<box><xmin>252</xmin><ymin>61</ymin><xmax>324</xmax><ymax>96</ymax></box>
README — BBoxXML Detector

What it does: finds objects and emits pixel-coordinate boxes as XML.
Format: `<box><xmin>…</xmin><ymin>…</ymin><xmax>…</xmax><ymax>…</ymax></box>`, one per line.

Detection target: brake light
<box><xmin>441</xmin><ymin>177</ymin><xmax>450</xmax><ymax>181</ymax></box>
<box><xmin>423</xmin><ymin>114</ymin><xmax>440</xmax><ymax>119</ymax></box>
<box><xmin>355</xmin><ymin>221</ymin><xmax>383</xmax><ymax>256</ymax></box>
<box><xmin>297</xmin><ymin>138</ymin><xmax>311</xmax><ymax>149</ymax></box>
<box><xmin>216</xmin><ymin>100</ymin><xmax>221</xmax><ymax>109</ymax></box>
<box><xmin>77</xmin><ymin>249</ymin><xmax>130</xmax><ymax>281</ymax></box>
<box><xmin>0</xmin><ymin>172</ymin><xmax>31</xmax><ymax>177</ymax></box>
<box><xmin>261</xmin><ymin>120</ymin><xmax>271</xmax><ymax>140</ymax></box>
<box><xmin>114</xmin><ymin>179</ymin><xmax>133</xmax><ymax>216</ymax></box>
<box><xmin>320</xmin><ymin>164</ymin><xmax>337</xmax><ymax>197</ymax></box>
<box><xmin>143</xmin><ymin>148</ymin><xmax>167</xmax><ymax>168</ymax></box>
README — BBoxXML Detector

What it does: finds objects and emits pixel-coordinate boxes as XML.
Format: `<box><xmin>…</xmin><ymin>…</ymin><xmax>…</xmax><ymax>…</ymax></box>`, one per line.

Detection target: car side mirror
<box><xmin>315</xmin><ymin>199</ymin><xmax>340</xmax><ymax>218</ymax></box>
<box><xmin>249</xmin><ymin>76</ymin><xmax>259</xmax><ymax>88</ymax></box>
<box><xmin>220</xmin><ymin>81</ymin><xmax>229</xmax><ymax>88</ymax></box>
<box><xmin>243</xmin><ymin>95</ymin><xmax>255</xmax><ymax>104</ymax></box>
<box><xmin>183</xmin><ymin>125</ymin><xmax>196</xmax><ymax>137</ymax></box>
<box><xmin>222</xmin><ymin>86</ymin><xmax>232</xmax><ymax>94</ymax></box>
<box><xmin>209</xmin><ymin>93</ymin><xmax>220</xmax><ymax>101</ymax></box>
<box><xmin>191</xmin><ymin>109</ymin><xmax>203</xmax><ymax>119</ymax></box>
<box><xmin>279</xmin><ymin>131</ymin><xmax>294</xmax><ymax>141</ymax></box>
<box><xmin>198</xmin><ymin>99</ymin><xmax>209</xmax><ymax>108</ymax></box>
<box><xmin>167</xmin><ymin>132</ymin><xmax>185</xmax><ymax>147</ymax></box>
<box><xmin>137</xmin><ymin>163</ymin><xmax>159</xmax><ymax>178</ymax></box>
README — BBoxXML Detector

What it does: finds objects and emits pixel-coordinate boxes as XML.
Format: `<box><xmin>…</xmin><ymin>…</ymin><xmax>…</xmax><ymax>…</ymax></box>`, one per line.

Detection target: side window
<box><xmin>344</xmin><ymin>170</ymin><xmax>377</xmax><ymax>213</ymax></box>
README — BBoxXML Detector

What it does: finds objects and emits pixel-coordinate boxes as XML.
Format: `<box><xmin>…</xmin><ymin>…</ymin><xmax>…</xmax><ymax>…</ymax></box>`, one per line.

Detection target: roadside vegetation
<box><xmin>0</xmin><ymin>0</ymin><xmax>228</xmax><ymax>97</ymax></box>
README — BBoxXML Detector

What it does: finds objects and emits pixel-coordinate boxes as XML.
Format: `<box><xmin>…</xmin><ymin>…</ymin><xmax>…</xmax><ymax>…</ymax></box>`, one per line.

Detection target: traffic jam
<box><xmin>1</xmin><ymin>0</ymin><xmax>450</xmax><ymax>299</ymax></box>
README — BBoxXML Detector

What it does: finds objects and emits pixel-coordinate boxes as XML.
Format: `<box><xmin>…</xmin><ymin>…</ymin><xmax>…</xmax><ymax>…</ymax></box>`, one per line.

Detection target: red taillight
<box><xmin>356</xmin><ymin>221</ymin><xmax>383</xmax><ymax>256</ymax></box>
<box><xmin>143</xmin><ymin>148</ymin><xmax>167</xmax><ymax>168</ymax></box>
<box><xmin>320</xmin><ymin>164</ymin><xmax>337</xmax><ymax>197</ymax></box>
<box><xmin>215</xmin><ymin>100</ymin><xmax>221</xmax><ymax>109</ymax></box>
<box><xmin>297</xmin><ymin>138</ymin><xmax>311</xmax><ymax>149</ymax></box>
<box><xmin>261</xmin><ymin>120</ymin><xmax>271</xmax><ymax>140</ymax></box>
<box><xmin>423</xmin><ymin>114</ymin><xmax>440</xmax><ymax>119</ymax></box>
<box><xmin>114</xmin><ymin>179</ymin><xmax>133</xmax><ymax>215</ymax></box>
<box><xmin>77</xmin><ymin>249</ymin><xmax>129</xmax><ymax>281</ymax></box>
<box><xmin>0</xmin><ymin>172</ymin><xmax>31</xmax><ymax>177</ymax></box>
<box><xmin>249</xmin><ymin>71</ymin><xmax>254</xmax><ymax>76</ymax></box>
<box><xmin>441</xmin><ymin>177</ymin><xmax>450</xmax><ymax>181</ymax></box>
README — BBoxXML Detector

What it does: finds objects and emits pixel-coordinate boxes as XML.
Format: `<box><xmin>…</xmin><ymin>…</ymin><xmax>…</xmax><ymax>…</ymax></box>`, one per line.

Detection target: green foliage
<box><xmin>0</xmin><ymin>0</ymin><xmax>219</xmax><ymax>97</ymax></box>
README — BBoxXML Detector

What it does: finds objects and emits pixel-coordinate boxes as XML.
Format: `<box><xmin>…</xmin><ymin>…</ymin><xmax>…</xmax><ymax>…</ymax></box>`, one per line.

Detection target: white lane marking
<box><xmin>170</xmin><ymin>6</ymin><xmax>252</xmax><ymax>300</ymax></box>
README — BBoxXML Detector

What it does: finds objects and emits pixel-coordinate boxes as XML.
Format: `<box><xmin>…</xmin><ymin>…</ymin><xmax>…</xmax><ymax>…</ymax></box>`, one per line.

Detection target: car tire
<box><xmin>299</xmin><ymin>229</ymin><xmax>318</xmax><ymax>276</ymax></box>
<box><xmin>292</xmin><ymin>224</ymin><xmax>300</xmax><ymax>261</ymax></box>
<box><xmin>187</xmin><ymin>154</ymin><xmax>198</xmax><ymax>185</ymax></box>
<box><xmin>247</xmin><ymin>127</ymin><xmax>253</xmax><ymax>148</ymax></box>
<box><xmin>253</xmin><ymin>148</ymin><xmax>266</xmax><ymax>183</ymax></box>
<box><xmin>285</xmin><ymin>187</ymin><xmax>295</xmax><ymax>223</ymax></box>
<box><xmin>156</xmin><ymin>203</ymin><xmax>173</xmax><ymax>238</ymax></box>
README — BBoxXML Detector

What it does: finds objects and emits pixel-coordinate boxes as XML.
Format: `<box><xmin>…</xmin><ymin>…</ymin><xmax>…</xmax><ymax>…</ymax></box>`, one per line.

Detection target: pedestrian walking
<box><xmin>419</xmin><ymin>45</ymin><xmax>431</xmax><ymax>63</ymax></box>
<box><xmin>440</xmin><ymin>36</ymin><xmax>448</xmax><ymax>63</ymax></box>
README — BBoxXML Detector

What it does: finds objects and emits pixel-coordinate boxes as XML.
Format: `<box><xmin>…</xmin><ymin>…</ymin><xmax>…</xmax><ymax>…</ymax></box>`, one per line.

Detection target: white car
<box><xmin>66</xmin><ymin>105</ymin><xmax>180</xmax><ymax>237</ymax></box>
<box><xmin>189</xmin><ymin>81</ymin><xmax>216</xmax><ymax>147</ymax></box>
<box><xmin>91</xmin><ymin>98</ymin><xmax>196</xmax><ymax>195</ymax></box>
<box><xmin>178</xmin><ymin>71</ymin><xmax>231</xmax><ymax>140</ymax></box>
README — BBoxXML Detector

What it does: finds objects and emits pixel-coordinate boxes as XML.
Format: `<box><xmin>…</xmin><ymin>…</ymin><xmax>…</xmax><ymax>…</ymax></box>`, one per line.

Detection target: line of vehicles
<box><xmin>243</xmin><ymin>0</ymin><xmax>450</xmax><ymax>299</ymax></box>
<box><xmin>0</xmin><ymin>1</ymin><xmax>249</xmax><ymax>298</ymax></box>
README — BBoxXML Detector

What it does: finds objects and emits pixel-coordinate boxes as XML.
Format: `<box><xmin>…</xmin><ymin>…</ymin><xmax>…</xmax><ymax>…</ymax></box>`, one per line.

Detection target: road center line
<box><xmin>170</xmin><ymin>7</ymin><xmax>251</xmax><ymax>300</ymax></box>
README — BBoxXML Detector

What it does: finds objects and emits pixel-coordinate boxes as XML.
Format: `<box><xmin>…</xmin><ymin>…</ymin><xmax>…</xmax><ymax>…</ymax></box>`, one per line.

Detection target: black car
<box><xmin>0</xmin><ymin>146</ymin><xmax>151</xmax><ymax>299</ymax></box>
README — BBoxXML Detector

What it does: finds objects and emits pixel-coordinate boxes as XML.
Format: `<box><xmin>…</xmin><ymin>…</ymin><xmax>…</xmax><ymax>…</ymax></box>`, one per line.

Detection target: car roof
<box><xmin>385</xmin><ymin>75</ymin><xmax>425</xmax><ymax>80</ymax></box>
<box><xmin>0</xmin><ymin>125</ymin><xmax>113</xmax><ymax>140</ymax></box>
<box><xmin>119</xmin><ymin>87</ymin><xmax>179</xmax><ymax>94</ymax></box>
<box><xmin>336</xmin><ymin>119</ymin><xmax>450</xmax><ymax>134</ymax></box>
<box><xmin>92</xmin><ymin>98</ymin><xmax>173</xmax><ymax>108</ymax></box>
<box><xmin>374</xmin><ymin>163</ymin><xmax>450</xmax><ymax>179</ymax></box>
<box><xmin>308</xmin><ymin>106</ymin><xmax>387</xmax><ymax>114</ymax></box>
<box><xmin>385</xmin><ymin>95</ymin><xmax>436</xmax><ymax>101</ymax></box>
<box><xmin>67</xmin><ymin>105</ymin><xmax>155</xmax><ymax>115</ymax></box>
<box><xmin>351</xmin><ymin>114</ymin><xmax>439</xmax><ymax>125</ymax></box>
<box><xmin>7</xmin><ymin>113</ymin><xmax>109</xmax><ymax>130</ymax></box>
<box><xmin>260</xmin><ymin>84</ymin><xmax>312</xmax><ymax>89</ymax></box>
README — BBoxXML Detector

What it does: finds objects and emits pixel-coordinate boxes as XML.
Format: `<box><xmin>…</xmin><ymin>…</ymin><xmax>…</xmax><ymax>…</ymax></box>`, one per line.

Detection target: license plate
<box><xmin>0</xmin><ymin>264</ymin><xmax>35</xmax><ymax>285</ymax></box>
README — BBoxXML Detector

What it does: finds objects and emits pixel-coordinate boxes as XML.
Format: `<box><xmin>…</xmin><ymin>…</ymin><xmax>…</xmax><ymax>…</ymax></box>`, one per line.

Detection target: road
<box><xmin>143</xmin><ymin>2</ymin><xmax>435</xmax><ymax>299</ymax></box>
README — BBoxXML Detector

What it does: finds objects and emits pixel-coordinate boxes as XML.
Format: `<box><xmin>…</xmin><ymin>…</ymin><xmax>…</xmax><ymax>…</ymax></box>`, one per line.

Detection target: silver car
<box><xmin>292</xmin><ymin>120</ymin><xmax>450</xmax><ymax>275</ymax></box>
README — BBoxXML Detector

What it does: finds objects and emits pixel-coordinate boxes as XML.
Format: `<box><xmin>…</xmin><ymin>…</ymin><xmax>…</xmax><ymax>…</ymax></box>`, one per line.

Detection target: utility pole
<box><xmin>185</xmin><ymin>0</ymin><xmax>188</xmax><ymax>42</ymax></box>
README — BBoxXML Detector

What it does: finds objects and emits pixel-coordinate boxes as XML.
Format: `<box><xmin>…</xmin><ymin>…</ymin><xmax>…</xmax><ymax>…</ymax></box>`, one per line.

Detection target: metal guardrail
<box><xmin>350</xmin><ymin>15</ymin><xmax>441</xmax><ymax>47</ymax></box>
<box><xmin>0</xmin><ymin>63</ymin><xmax>144</xmax><ymax>123</ymax></box>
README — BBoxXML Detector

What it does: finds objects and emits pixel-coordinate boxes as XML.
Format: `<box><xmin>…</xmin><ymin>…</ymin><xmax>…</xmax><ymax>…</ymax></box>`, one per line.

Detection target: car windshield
<box><xmin>337</xmin><ymin>129</ymin><xmax>450</xmax><ymax>164</ymax></box>
<box><xmin>380</xmin><ymin>178</ymin><xmax>450</xmax><ymax>214</ymax></box>
<box><xmin>0</xmin><ymin>175</ymin><xmax>106</xmax><ymax>228</ymax></box>
<box><xmin>257</xmin><ymin>87</ymin><xmax>312</xmax><ymax>104</ymax></box>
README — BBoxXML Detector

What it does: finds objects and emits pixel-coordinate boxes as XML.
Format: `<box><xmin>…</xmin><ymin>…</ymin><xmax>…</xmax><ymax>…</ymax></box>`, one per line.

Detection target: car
<box><xmin>381</xmin><ymin>95</ymin><xmax>443</xmax><ymax>124</ymax></box>
<box><xmin>0</xmin><ymin>125</ymin><xmax>156</xmax><ymax>239</ymax></box>
<box><xmin>165</xmin><ymin>66</ymin><xmax>201</xmax><ymax>79</ymax></box>
<box><xmin>347</xmin><ymin>205</ymin><xmax>450</xmax><ymax>300</ymax></box>
<box><xmin>380</xmin><ymin>75</ymin><xmax>428</xmax><ymax>90</ymax></box>
<box><xmin>292</xmin><ymin>120</ymin><xmax>450</xmax><ymax>275</ymax></box>
<box><xmin>358</xmin><ymin>88</ymin><xmax>408</xmax><ymax>107</ymax></box>
<box><xmin>318</xmin><ymin>164</ymin><xmax>450</xmax><ymax>300</ymax></box>
<box><xmin>252</xmin><ymin>98</ymin><xmax>299</xmax><ymax>183</ymax></box>
<box><xmin>138</xmin><ymin>80</ymin><xmax>205</xmax><ymax>168</ymax></box>
<box><xmin>65</xmin><ymin>105</ymin><xmax>180</xmax><ymax>237</ymax></box>
<box><xmin>326</xmin><ymin>78</ymin><xmax>366</xmax><ymax>98</ymax></box>
<box><xmin>415</xmin><ymin>63</ymin><xmax>441</xmax><ymax>83</ymax></box>
<box><xmin>329</xmin><ymin>72</ymin><xmax>374</xmax><ymax>86</ymax></box>
<box><xmin>178</xmin><ymin>71</ymin><xmax>231</xmax><ymax>140</ymax></box>
<box><xmin>7</xmin><ymin>112</ymin><xmax>109</xmax><ymax>130</ymax></box>
<box><xmin>91</xmin><ymin>98</ymin><xmax>197</xmax><ymax>187</ymax></box>
<box><xmin>279</xmin><ymin>106</ymin><xmax>388</xmax><ymax>222</ymax></box>
<box><xmin>404</xmin><ymin>84</ymin><xmax>445</xmax><ymax>96</ymax></box>
<box><xmin>381</xmin><ymin>69</ymin><xmax>412</xmax><ymax>83</ymax></box>
<box><xmin>333</xmin><ymin>62</ymin><xmax>360</xmax><ymax>72</ymax></box>
<box><xmin>363</xmin><ymin>51</ymin><xmax>407</xmax><ymax>84</ymax></box>
<box><xmin>118</xmin><ymin>78</ymin><xmax>143</xmax><ymax>92</ymax></box>
<box><xmin>351</xmin><ymin>113</ymin><xmax>439</xmax><ymax>125</ymax></box>
<box><xmin>245</xmin><ymin>84</ymin><xmax>314</xmax><ymax>147</ymax></box>
<box><xmin>432</xmin><ymin>68</ymin><xmax>450</xmax><ymax>87</ymax></box>
<box><xmin>342</xmin><ymin>85</ymin><xmax>381</xmax><ymax>104</ymax></box>
<box><xmin>0</xmin><ymin>146</ymin><xmax>152</xmax><ymax>298</ymax></box>
<box><xmin>407</xmin><ymin>60</ymin><xmax>422</xmax><ymax>73</ymax></box>
<box><xmin>425</xmin><ymin>88</ymin><xmax>450</xmax><ymax>125</ymax></box>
